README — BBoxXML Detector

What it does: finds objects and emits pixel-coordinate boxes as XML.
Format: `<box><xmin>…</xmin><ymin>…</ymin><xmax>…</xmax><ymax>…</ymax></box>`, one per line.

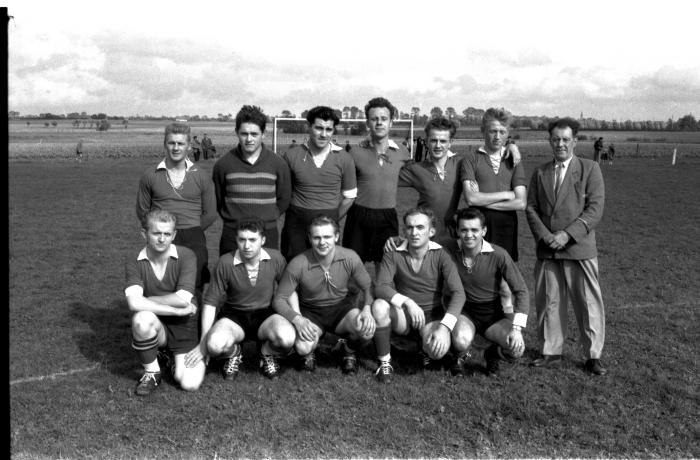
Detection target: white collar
<box><xmin>156</xmin><ymin>158</ymin><xmax>194</xmax><ymax>171</ymax></box>
<box><xmin>396</xmin><ymin>240</ymin><xmax>443</xmax><ymax>252</ymax></box>
<box><xmin>457</xmin><ymin>239</ymin><xmax>494</xmax><ymax>254</ymax></box>
<box><xmin>137</xmin><ymin>244</ymin><xmax>179</xmax><ymax>261</ymax></box>
<box><xmin>555</xmin><ymin>155</ymin><xmax>574</xmax><ymax>168</ymax></box>
<box><xmin>233</xmin><ymin>248</ymin><xmax>271</xmax><ymax>265</ymax></box>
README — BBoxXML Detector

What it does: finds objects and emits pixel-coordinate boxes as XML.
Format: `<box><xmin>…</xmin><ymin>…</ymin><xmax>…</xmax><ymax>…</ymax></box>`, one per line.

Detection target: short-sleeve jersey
<box><xmin>124</xmin><ymin>245</ymin><xmax>197</xmax><ymax>297</ymax></box>
<box><xmin>349</xmin><ymin>138</ymin><xmax>411</xmax><ymax>208</ymax></box>
<box><xmin>461</xmin><ymin>147</ymin><xmax>527</xmax><ymax>193</ymax></box>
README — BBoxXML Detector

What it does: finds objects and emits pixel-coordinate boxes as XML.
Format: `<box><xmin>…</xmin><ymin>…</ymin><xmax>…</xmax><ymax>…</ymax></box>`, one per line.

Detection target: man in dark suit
<box><xmin>526</xmin><ymin>118</ymin><xmax>607</xmax><ymax>375</ymax></box>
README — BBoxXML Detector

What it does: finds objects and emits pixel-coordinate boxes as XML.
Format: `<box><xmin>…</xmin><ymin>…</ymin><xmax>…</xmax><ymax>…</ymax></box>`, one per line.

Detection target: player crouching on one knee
<box><xmin>442</xmin><ymin>207</ymin><xmax>529</xmax><ymax>377</ymax></box>
<box><xmin>269</xmin><ymin>215</ymin><xmax>376</xmax><ymax>376</ymax></box>
<box><xmin>183</xmin><ymin>220</ymin><xmax>290</xmax><ymax>380</ymax></box>
<box><xmin>372</xmin><ymin>207</ymin><xmax>467</xmax><ymax>383</ymax></box>
<box><xmin>125</xmin><ymin>210</ymin><xmax>205</xmax><ymax>396</ymax></box>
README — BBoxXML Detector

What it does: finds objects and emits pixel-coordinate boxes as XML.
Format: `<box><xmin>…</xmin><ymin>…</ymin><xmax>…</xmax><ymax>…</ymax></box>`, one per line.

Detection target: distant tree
<box><xmin>44</xmin><ymin>122</ymin><xmax>50</xmax><ymax>127</ymax></box>
<box><xmin>430</xmin><ymin>107</ymin><xmax>443</xmax><ymax>119</ymax></box>
<box><xmin>332</xmin><ymin>109</ymin><xmax>342</xmax><ymax>121</ymax></box>
<box><xmin>445</xmin><ymin>107</ymin><xmax>457</xmax><ymax>120</ymax></box>
<box><xmin>122</xmin><ymin>119</ymin><xmax>129</xmax><ymax>129</ymax></box>
<box><xmin>280</xmin><ymin>110</ymin><xmax>294</xmax><ymax>118</ymax></box>
<box><xmin>51</xmin><ymin>121</ymin><xmax>58</xmax><ymax>128</ymax></box>
<box><xmin>300</xmin><ymin>110</ymin><xmax>309</xmax><ymax>120</ymax></box>
<box><xmin>350</xmin><ymin>106</ymin><xmax>361</xmax><ymax>119</ymax></box>
<box><xmin>677</xmin><ymin>114</ymin><xmax>698</xmax><ymax>130</ymax></box>
<box><xmin>96</xmin><ymin>119</ymin><xmax>111</xmax><ymax>131</ymax></box>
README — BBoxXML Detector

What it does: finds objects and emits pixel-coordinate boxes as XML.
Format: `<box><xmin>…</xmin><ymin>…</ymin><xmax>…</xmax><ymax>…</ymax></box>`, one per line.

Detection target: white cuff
<box><xmin>390</xmin><ymin>293</ymin><xmax>409</xmax><ymax>308</ymax></box>
<box><xmin>176</xmin><ymin>289</ymin><xmax>194</xmax><ymax>304</ymax></box>
<box><xmin>512</xmin><ymin>313</ymin><xmax>528</xmax><ymax>329</ymax></box>
<box><xmin>342</xmin><ymin>187</ymin><xmax>358</xmax><ymax>199</ymax></box>
<box><xmin>124</xmin><ymin>285</ymin><xmax>143</xmax><ymax>297</ymax></box>
<box><xmin>440</xmin><ymin>313</ymin><xmax>457</xmax><ymax>332</ymax></box>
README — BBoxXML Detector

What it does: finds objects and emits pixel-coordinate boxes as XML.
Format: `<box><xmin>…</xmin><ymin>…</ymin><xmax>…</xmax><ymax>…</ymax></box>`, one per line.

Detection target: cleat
<box><xmin>300</xmin><ymin>352</ymin><xmax>316</xmax><ymax>372</ymax></box>
<box><xmin>341</xmin><ymin>353</ymin><xmax>358</xmax><ymax>374</ymax></box>
<box><xmin>418</xmin><ymin>351</ymin><xmax>439</xmax><ymax>370</ymax></box>
<box><xmin>259</xmin><ymin>354</ymin><xmax>280</xmax><ymax>380</ymax></box>
<box><xmin>450</xmin><ymin>350</ymin><xmax>471</xmax><ymax>377</ymax></box>
<box><xmin>222</xmin><ymin>354</ymin><xmax>243</xmax><ymax>381</ymax></box>
<box><xmin>375</xmin><ymin>361</ymin><xmax>393</xmax><ymax>383</ymax></box>
<box><xmin>135</xmin><ymin>371</ymin><xmax>161</xmax><ymax>396</ymax></box>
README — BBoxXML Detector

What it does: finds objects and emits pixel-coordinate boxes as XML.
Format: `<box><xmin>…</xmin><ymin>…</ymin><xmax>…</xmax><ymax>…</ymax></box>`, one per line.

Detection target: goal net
<box><xmin>271</xmin><ymin>118</ymin><xmax>415</xmax><ymax>157</ymax></box>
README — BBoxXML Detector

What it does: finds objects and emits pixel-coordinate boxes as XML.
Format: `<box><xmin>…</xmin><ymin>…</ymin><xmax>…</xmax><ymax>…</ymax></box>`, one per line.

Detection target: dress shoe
<box><xmin>531</xmin><ymin>355</ymin><xmax>562</xmax><ymax>368</ymax></box>
<box><xmin>584</xmin><ymin>359</ymin><xmax>608</xmax><ymax>375</ymax></box>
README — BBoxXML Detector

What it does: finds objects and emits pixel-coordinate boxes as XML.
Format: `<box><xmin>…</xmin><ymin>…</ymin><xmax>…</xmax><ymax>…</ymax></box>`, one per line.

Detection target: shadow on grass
<box><xmin>70</xmin><ymin>299</ymin><xmax>134</xmax><ymax>377</ymax></box>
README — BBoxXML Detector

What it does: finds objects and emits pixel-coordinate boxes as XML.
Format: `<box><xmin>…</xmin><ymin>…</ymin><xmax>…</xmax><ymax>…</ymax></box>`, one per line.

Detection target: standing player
<box><xmin>526</xmin><ymin>118</ymin><xmax>607</xmax><ymax>375</ymax></box>
<box><xmin>397</xmin><ymin>116</ymin><xmax>465</xmax><ymax>239</ymax></box>
<box><xmin>271</xmin><ymin>215</ymin><xmax>376</xmax><ymax>376</ymax></box>
<box><xmin>125</xmin><ymin>210</ymin><xmax>205</xmax><ymax>395</ymax></box>
<box><xmin>372</xmin><ymin>207</ymin><xmax>466</xmax><ymax>383</ymax></box>
<box><xmin>183</xmin><ymin>220</ymin><xmax>289</xmax><ymax>380</ymax></box>
<box><xmin>441</xmin><ymin>207</ymin><xmax>529</xmax><ymax>377</ymax></box>
<box><xmin>136</xmin><ymin>122</ymin><xmax>217</xmax><ymax>292</ymax></box>
<box><xmin>281</xmin><ymin>106</ymin><xmax>357</xmax><ymax>260</ymax></box>
<box><xmin>212</xmin><ymin>105</ymin><xmax>291</xmax><ymax>253</ymax></box>
<box><xmin>344</xmin><ymin>97</ymin><xmax>411</xmax><ymax>270</ymax></box>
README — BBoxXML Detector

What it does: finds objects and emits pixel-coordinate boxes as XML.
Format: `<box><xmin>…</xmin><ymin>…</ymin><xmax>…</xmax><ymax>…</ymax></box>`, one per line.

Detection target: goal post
<box><xmin>272</xmin><ymin>117</ymin><xmax>415</xmax><ymax>157</ymax></box>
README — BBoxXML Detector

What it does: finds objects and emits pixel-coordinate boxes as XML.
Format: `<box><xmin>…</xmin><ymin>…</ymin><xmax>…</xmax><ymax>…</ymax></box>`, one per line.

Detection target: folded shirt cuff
<box><xmin>513</xmin><ymin>313</ymin><xmax>528</xmax><ymax>328</ymax></box>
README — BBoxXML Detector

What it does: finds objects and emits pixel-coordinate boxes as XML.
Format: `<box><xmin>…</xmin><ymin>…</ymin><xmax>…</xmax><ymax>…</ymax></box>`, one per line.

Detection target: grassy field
<box><xmin>8</xmin><ymin>124</ymin><xmax>700</xmax><ymax>458</ymax></box>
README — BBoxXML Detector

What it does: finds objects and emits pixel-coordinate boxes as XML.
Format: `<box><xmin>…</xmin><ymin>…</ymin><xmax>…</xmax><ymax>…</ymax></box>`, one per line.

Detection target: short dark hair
<box><xmin>547</xmin><ymin>117</ymin><xmax>580</xmax><ymax>136</ymax></box>
<box><xmin>235</xmin><ymin>105</ymin><xmax>267</xmax><ymax>133</ymax></box>
<box><xmin>164</xmin><ymin>123</ymin><xmax>191</xmax><ymax>143</ymax></box>
<box><xmin>481</xmin><ymin>107</ymin><xmax>512</xmax><ymax>131</ymax></box>
<box><xmin>306</xmin><ymin>106</ymin><xmax>339</xmax><ymax>128</ymax></box>
<box><xmin>424</xmin><ymin>116</ymin><xmax>457</xmax><ymax>138</ymax></box>
<box><xmin>455</xmin><ymin>207</ymin><xmax>487</xmax><ymax>228</ymax></box>
<box><xmin>235</xmin><ymin>219</ymin><xmax>265</xmax><ymax>237</ymax></box>
<box><xmin>364</xmin><ymin>97</ymin><xmax>397</xmax><ymax>120</ymax></box>
<box><xmin>308</xmin><ymin>214</ymin><xmax>339</xmax><ymax>234</ymax></box>
<box><xmin>403</xmin><ymin>206</ymin><xmax>436</xmax><ymax>229</ymax></box>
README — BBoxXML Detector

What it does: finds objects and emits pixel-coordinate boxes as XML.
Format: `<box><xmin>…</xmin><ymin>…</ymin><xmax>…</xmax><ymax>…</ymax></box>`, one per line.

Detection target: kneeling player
<box><xmin>372</xmin><ymin>207</ymin><xmax>466</xmax><ymax>383</ymax></box>
<box><xmin>270</xmin><ymin>215</ymin><xmax>376</xmax><ymax>376</ymax></box>
<box><xmin>125</xmin><ymin>210</ymin><xmax>205</xmax><ymax>396</ymax></box>
<box><xmin>184</xmin><ymin>220</ymin><xmax>289</xmax><ymax>379</ymax></box>
<box><xmin>442</xmin><ymin>207</ymin><xmax>529</xmax><ymax>376</ymax></box>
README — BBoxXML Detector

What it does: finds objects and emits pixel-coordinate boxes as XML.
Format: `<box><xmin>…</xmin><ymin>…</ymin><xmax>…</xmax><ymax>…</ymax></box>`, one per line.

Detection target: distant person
<box><xmin>124</xmin><ymin>209</ymin><xmax>205</xmax><ymax>396</ymax></box>
<box><xmin>270</xmin><ymin>215</ymin><xmax>375</xmax><ymax>377</ymax></box>
<box><xmin>441</xmin><ymin>207</ymin><xmax>529</xmax><ymax>377</ymax></box>
<box><xmin>201</xmin><ymin>133</ymin><xmax>216</xmax><ymax>160</ymax></box>
<box><xmin>212</xmin><ymin>105</ymin><xmax>291</xmax><ymax>253</ymax></box>
<box><xmin>607</xmin><ymin>143</ymin><xmax>615</xmax><ymax>165</ymax></box>
<box><xmin>526</xmin><ymin>118</ymin><xmax>607</xmax><ymax>376</ymax></box>
<box><xmin>76</xmin><ymin>139</ymin><xmax>84</xmax><ymax>162</ymax></box>
<box><xmin>414</xmin><ymin>136</ymin><xmax>425</xmax><ymax>162</ymax></box>
<box><xmin>345</xmin><ymin>140</ymin><xmax>352</xmax><ymax>152</ymax></box>
<box><xmin>186</xmin><ymin>220</ymin><xmax>289</xmax><ymax>380</ymax></box>
<box><xmin>593</xmin><ymin>137</ymin><xmax>604</xmax><ymax>163</ymax></box>
<box><xmin>290</xmin><ymin>139</ymin><xmax>297</xmax><ymax>148</ymax></box>
<box><xmin>372</xmin><ymin>207</ymin><xmax>466</xmax><ymax>383</ymax></box>
<box><xmin>191</xmin><ymin>135</ymin><xmax>202</xmax><ymax>162</ymax></box>
<box><xmin>136</xmin><ymin>123</ymin><xmax>218</xmax><ymax>293</ymax></box>
<box><xmin>344</xmin><ymin>97</ymin><xmax>411</xmax><ymax>270</ymax></box>
<box><xmin>280</xmin><ymin>106</ymin><xmax>356</xmax><ymax>260</ymax></box>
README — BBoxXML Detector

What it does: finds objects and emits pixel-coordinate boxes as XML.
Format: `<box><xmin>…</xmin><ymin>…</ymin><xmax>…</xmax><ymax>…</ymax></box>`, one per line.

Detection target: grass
<box><xmin>9</xmin><ymin>131</ymin><xmax>700</xmax><ymax>458</ymax></box>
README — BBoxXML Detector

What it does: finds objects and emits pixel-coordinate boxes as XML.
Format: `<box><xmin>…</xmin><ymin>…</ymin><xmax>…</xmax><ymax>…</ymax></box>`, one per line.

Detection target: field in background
<box><xmin>8</xmin><ymin>123</ymin><xmax>700</xmax><ymax>458</ymax></box>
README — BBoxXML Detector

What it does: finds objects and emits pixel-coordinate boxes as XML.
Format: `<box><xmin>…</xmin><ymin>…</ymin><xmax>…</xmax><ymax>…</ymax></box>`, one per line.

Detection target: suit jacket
<box><xmin>526</xmin><ymin>155</ymin><xmax>604</xmax><ymax>260</ymax></box>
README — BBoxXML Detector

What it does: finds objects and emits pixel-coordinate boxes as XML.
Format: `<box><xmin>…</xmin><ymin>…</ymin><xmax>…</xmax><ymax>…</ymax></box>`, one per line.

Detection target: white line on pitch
<box><xmin>10</xmin><ymin>363</ymin><xmax>101</xmax><ymax>386</ymax></box>
<box><xmin>612</xmin><ymin>301</ymin><xmax>697</xmax><ymax>311</ymax></box>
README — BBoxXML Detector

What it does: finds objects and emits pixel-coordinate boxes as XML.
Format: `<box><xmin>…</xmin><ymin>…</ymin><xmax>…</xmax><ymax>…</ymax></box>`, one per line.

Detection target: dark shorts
<box><xmin>219</xmin><ymin>223</ymin><xmax>280</xmax><ymax>256</ymax></box>
<box><xmin>300</xmin><ymin>294</ymin><xmax>358</xmax><ymax>335</ymax></box>
<box><xmin>463</xmin><ymin>300</ymin><xmax>506</xmax><ymax>335</ymax></box>
<box><xmin>160</xmin><ymin>314</ymin><xmax>199</xmax><ymax>354</ymax></box>
<box><xmin>218</xmin><ymin>307</ymin><xmax>273</xmax><ymax>341</ymax></box>
<box><xmin>343</xmin><ymin>205</ymin><xmax>398</xmax><ymax>263</ymax></box>
<box><xmin>281</xmin><ymin>205</ymin><xmax>339</xmax><ymax>261</ymax></box>
<box><xmin>174</xmin><ymin>226</ymin><xmax>210</xmax><ymax>288</ymax></box>
<box><xmin>478</xmin><ymin>208</ymin><xmax>519</xmax><ymax>261</ymax></box>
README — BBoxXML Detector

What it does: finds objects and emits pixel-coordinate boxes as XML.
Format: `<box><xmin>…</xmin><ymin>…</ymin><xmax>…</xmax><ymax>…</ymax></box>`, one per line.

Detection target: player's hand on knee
<box><xmin>427</xmin><ymin>326</ymin><xmax>450</xmax><ymax>358</ymax></box>
<box><xmin>184</xmin><ymin>343</ymin><xmax>205</xmax><ymax>368</ymax></box>
<box><xmin>506</xmin><ymin>328</ymin><xmax>524</xmax><ymax>355</ymax></box>
<box><xmin>292</xmin><ymin>315</ymin><xmax>318</xmax><ymax>342</ymax></box>
<box><xmin>356</xmin><ymin>309</ymin><xmax>376</xmax><ymax>337</ymax></box>
<box><xmin>404</xmin><ymin>300</ymin><xmax>424</xmax><ymax>330</ymax></box>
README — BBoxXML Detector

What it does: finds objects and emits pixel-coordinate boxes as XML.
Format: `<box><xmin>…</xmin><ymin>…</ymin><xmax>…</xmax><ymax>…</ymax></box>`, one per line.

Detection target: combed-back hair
<box><xmin>455</xmin><ymin>207</ymin><xmax>487</xmax><ymax>228</ymax></box>
<box><xmin>364</xmin><ymin>97</ymin><xmax>397</xmax><ymax>120</ymax></box>
<box><xmin>142</xmin><ymin>209</ymin><xmax>177</xmax><ymax>231</ymax></box>
<box><xmin>424</xmin><ymin>116</ymin><xmax>458</xmax><ymax>138</ymax></box>
<box><xmin>481</xmin><ymin>107</ymin><xmax>513</xmax><ymax>131</ymax></box>
<box><xmin>547</xmin><ymin>117</ymin><xmax>580</xmax><ymax>136</ymax></box>
<box><xmin>308</xmin><ymin>214</ymin><xmax>339</xmax><ymax>234</ymax></box>
<box><xmin>235</xmin><ymin>219</ymin><xmax>266</xmax><ymax>236</ymax></box>
<box><xmin>164</xmin><ymin>122</ymin><xmax>191</xmax><ymax>142</ymax></box>
<box><xmin>235</xmin><ymin>105</ymin><xmax>267</xmax><ymax>133</ymax></box>
<box><xmin>306</xmin><ymin>106</ymin><xmax>339</xmax><ymax>128</ymax></box>
<box><xmin>403</xmin><ymin>206</ymin><xmax>436</xmax><ymax>229</ymax></box>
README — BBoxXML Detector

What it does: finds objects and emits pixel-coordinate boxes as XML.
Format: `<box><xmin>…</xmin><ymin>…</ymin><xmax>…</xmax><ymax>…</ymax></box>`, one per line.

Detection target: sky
<box><xmin>6</xmin><ymin>0</ymin><xmax>700</xmax><ymax>121</ymax></box>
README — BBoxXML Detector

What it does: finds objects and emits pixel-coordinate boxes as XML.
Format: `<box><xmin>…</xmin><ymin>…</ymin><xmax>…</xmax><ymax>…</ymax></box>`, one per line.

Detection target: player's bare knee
<box><xmin>206</xmin><ymin>330</ymin><xmax>233</xmax><ymax>356</ymax></box>
<box><xmin>131</xmin><ymin>311</ymin><xmax>157</xmax><ymax>338</ymax></box>
<box><xmin>295</xmin><ymin>339</ymin><xmax>316</xmax><ymax>356</ymax></box>
<box><xmin>371</xmin><ymin>299</ymin><xmax>391</xmax><ymax>325</ymax></box>
<box><xmin>451</xmin><ymin>332</ymin><xmax>472</xmax><ymax>352</ymax></box>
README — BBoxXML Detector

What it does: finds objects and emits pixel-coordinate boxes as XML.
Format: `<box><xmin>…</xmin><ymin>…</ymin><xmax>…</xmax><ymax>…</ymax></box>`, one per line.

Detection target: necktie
<box><xmin>554</xmin><ymin>162</ymin><xmax>564</xmax><ymax>197</ymax></box>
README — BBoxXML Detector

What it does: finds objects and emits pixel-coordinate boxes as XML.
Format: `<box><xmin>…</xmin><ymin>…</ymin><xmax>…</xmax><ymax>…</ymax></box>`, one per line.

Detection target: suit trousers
<box><xmin>534</xmin><ymin>258</ymin><xmax>605</xmax><ymax>359</ymax></box>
